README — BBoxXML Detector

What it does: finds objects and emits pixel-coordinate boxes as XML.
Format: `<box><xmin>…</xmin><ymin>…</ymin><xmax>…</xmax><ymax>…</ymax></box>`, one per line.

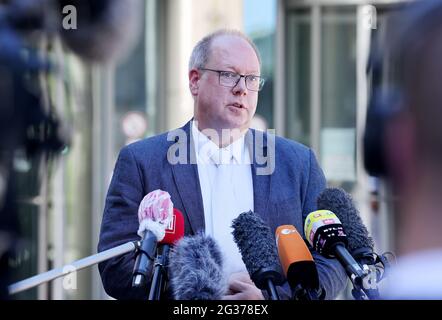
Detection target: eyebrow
<box><xmin>223</xmin><ymin>65</ymin><xmax>260</xmax><ymax>75</ymax></box>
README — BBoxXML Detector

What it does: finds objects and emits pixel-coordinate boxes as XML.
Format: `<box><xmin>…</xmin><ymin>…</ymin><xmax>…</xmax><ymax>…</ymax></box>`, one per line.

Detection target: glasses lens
<box><xmin>219</xmin><ymin>71</ymin><xmax>239</xmax><ymax>87</ymax></box>
<box><xmin>217</xmin><ymin>71</ymin><xmax>264</xmax><ymax>91</ymax></box>
<box><xmin>246</xmin><ymin>76</ymin><xmax>264</xmax><ymax>91</ymax></box>
<box><xmin>246</xmin><ymin>76</ymin><xmax>259</xmax><ymax>91</ymax></box>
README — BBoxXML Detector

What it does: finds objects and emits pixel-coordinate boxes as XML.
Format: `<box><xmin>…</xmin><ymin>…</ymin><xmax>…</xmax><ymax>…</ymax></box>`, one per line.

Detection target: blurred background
<box><xmin>2</xmin><ymin>0</ymin><xmax>408</xmax><ymax>299</ymax></box>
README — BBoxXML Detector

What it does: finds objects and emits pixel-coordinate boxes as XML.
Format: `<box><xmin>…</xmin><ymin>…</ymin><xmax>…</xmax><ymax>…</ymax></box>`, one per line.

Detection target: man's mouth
<box><xmin>230</xmin><ymin>103</ymin><xmax>246</xmax><ymax>109</ymax></box>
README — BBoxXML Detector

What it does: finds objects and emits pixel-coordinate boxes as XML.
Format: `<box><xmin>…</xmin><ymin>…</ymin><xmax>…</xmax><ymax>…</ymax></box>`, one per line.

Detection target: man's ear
<box><xmin>189</xmin><ymin>69</ymin><xmax>200</xmax><ymax>96</ymax></box>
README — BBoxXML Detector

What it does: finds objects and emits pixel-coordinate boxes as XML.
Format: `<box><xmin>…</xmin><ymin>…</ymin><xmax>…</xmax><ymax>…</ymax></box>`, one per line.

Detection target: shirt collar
<box><xmin>191</xmin><ymin>120</ymin><xmax>247</xmax><ymax>164</ymax></box>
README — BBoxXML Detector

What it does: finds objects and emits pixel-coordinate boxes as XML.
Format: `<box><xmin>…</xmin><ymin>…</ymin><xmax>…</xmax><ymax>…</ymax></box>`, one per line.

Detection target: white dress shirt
<box><xmin>191</xmin><ymin>121</ymin><xmax>254</xmax><ymax>278</ymax></box>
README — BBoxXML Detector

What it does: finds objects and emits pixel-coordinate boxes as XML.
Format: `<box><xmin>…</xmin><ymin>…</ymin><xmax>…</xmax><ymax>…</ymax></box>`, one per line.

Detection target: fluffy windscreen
<box><xmin>231</xmin><ymin>211</ymin><xmax>281</xmax><ymax>277</ymax></box>
<box><xmin>168</xmin><ymin>233</ymin><xmax>227</xmax><ymax>300</ymax></box>
<box><xmin>317</xmin><ymin>187</ymin><xmax>374</xmax><ymax>252</ymax></box>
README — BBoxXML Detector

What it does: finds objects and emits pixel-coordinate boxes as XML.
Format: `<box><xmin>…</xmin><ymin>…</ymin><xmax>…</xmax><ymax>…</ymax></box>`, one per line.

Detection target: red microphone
<box><xmin>160</xmin><ymin>208</ymin><xmax>185</xmax><ymax>245</ymax></box>
<box><xmin>148</xmin><ymin>208</ymin><xmax>185</xmax><ymax>300</ymax></box>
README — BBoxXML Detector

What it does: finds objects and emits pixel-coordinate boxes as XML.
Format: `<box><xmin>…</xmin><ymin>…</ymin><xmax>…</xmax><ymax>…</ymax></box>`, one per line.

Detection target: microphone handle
<box><xmin>132</xmin><ymin>230</ymin><xmax>157</xmax><ymax>288</ymax></box>
<box><xmin>305</xmin><ymin>288</ymin><xmax>322</xmax><ymax>300</ymax></box>
<box><xmin>334</xmin><ymin>244</ymin><xmax>380</xmax><ymax>299</ymax></box>
<box><xmin>292</xmin><ymin>285</ymin><xmax>324</xmax><ymax>300</ymax></box>
<box><xmin>266</xmin><ymin>279</ymin><xmax>280</xmax><ymax>300</ymax></box>
<box><xmin>148</xmin><ymin>245</ymin><xmax>170</xmax><ymax>300</ymax></box>
<box><xmin>334</xmin><ymin>244</ymin><xmax>366</xmax><ymax>283</ymax></box>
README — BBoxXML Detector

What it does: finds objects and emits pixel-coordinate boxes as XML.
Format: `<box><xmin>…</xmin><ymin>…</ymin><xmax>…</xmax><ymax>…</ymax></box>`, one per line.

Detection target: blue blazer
<box><xmin>98</xmin><ymin>120</ymin><xmax>347</xmax><ymax>299</ymax></box>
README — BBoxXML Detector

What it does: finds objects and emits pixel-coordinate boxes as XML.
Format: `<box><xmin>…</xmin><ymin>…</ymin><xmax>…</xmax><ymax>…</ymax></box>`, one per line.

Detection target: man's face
<box><xmin>190</xmin><ymin>35</ymin><xmax>261</xmax><ymax>133</ymax></box>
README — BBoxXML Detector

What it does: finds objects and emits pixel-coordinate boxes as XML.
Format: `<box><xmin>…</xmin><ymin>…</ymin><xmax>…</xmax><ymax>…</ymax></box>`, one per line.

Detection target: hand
<box><xmin>222</xmin><ymin>272</ymin><xmax>264</xmax><ymax>300</ymax></box>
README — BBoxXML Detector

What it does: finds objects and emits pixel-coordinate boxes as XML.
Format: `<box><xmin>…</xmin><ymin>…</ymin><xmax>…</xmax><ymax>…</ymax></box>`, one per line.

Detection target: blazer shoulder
<box><xmin>274</xmin><ymin>134</ymin><xmax>312</xmax><ymax>160</ymax></box>
<box><xmin>123</xmin><ymin>131</ymin><xmax>174</xmax><ymax>156</ymax></box>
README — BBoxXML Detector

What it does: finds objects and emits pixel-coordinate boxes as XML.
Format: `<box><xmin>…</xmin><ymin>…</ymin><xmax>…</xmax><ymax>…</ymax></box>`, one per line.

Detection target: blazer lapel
<box><xmin>170</xmin><ymin>121</ymin><xmax>205</xmax><ymax>234</ymax></box>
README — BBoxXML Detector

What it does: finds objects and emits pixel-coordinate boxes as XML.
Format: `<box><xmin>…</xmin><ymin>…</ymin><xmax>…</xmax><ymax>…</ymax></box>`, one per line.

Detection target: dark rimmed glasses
<box><xmin>200</xmin><ymin>68</ymin><xmax>265</xmax><ymax>92</ymax></box>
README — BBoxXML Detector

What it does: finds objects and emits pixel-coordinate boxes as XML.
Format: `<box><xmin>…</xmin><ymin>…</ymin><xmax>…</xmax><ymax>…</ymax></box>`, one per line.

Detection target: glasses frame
<box><xmin>199</xmin><ymin>68</ymin><xmax>265</xmax><ymax>92</ymax></box>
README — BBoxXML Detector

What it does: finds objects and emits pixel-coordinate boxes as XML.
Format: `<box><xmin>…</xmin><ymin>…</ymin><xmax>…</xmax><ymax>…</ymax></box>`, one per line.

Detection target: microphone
<box><xmin>132</xmin><ymin>190</ymin><xmax>174</xmax><ymax>288</ymax></box>
<box><xmin>317</xmin><ymin>188</ymin><xmax>375</xmax><ymax>265</ymax></box>
<box><xmin>231</xmin><ymin>211</ymin><xmax>284</xmax><ymax>300</ymax></box>
<box><xmin>148</xmin><ymin>208</ymin><xmax>185</xmax><ymax>300</ymax></box>
<box><xmin>304</xmin><ymin>210</ymin><xmax>367</xmax><ymax>288</ymax></box>
<box><xmin>275</xmin><ymin>225</ymin><xmax>324</xmax><ymax>300</ymax></box>
<box><xmin>56</xmin><ymin>0</ymin><xmax>142</xmax><ymax>63</ymax></box>
<box><xmin>168</xmin><ymin>233</ymin><xmax>227</xmax><ymax>300</ymax></box>
<box><xmin>317</xmin><ymin>188</ymin><xmax>393</xmax><ymax>297</ymax></box>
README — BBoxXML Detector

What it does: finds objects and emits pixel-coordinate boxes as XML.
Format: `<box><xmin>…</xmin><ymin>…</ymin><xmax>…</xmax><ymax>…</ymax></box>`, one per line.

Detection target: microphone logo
<box><xmin>323</xmin><ymin>219</ymin><xmax>335</xmax><ymax>225</ymax></box>
<box><xmin>276</xmin><ymin>228</ymin><xmax>297</xmax><ymax>243</ymax></box>
<box><xmin>304</xmin><ymin>210</ymin><xmax>348</xmax><ymax>256</ymax></box>
<box><xmin>165</xmin><ymin>215</ymin><xmax>176</xmax><ymax>234</ymax></box>
<box><xmin>280</xmin><ymin>228</ymin><xmax>295</xmax><ymax>235</ymax></box>
<box><xmin>304</xmin><ymin>210</ymin><xmax>343</xmax><ymax>244</ymax></box>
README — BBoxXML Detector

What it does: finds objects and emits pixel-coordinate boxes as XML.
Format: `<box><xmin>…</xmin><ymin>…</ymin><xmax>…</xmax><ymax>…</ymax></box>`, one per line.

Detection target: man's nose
<box><xmin>232</xmin><ymin>76</ymin><xmax>248</xmax><ymax>95</ymax></box>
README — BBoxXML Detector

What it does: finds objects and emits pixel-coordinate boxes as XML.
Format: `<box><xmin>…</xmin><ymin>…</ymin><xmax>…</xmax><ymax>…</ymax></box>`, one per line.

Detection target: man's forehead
<box><xmin>209</xmin><ymin>35</ymin><xmax>260</xmax><ymax>69</ymax></box>
<box><xmin>212</xmin><ymin>34</ymin><xmax>248</xmax><ymax>45</ymax></box>
<box><xmin>211</xmin><ymin>35</ymin><xmax>253</xmax><ymax>53</ymax></box>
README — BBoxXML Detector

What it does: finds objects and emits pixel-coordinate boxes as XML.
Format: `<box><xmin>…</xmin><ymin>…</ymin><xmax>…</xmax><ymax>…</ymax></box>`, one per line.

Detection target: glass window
<box><xmin>320</xmin><ymin>6</ymin><xmax>357</xmax><ymax>186</ymax></box>
<box><xmin>244</xmin><ymin>0</ymin><xmax>276</xmax><ymax>130</ymax></box>
<box><xmin>114</xmin><ymin>0</ymin><xmax>159</xmax><ymax>152</ymax></box>
<box><xmin>286</xmin><ymin>9</ymin><xmax>311</xmax><ymax>146</ymax></box>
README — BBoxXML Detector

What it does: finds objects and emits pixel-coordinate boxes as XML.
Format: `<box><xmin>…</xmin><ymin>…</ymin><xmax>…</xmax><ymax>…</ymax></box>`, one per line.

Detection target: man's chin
<box><xmin>222</xmin><ymin>121</ymin><xmax>250</xmax><ymax>133</ymax></box>
<box><xmin>221</xmin><ymin>115</ymin><xmax>252</xmax><ymax>131</ymax></box>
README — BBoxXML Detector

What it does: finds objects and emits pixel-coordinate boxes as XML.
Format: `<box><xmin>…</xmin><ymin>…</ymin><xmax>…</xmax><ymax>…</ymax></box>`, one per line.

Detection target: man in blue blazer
<box><xmin>98</xmin><ymin>29</ymin><xmax>347</xmax><ymax>300</ymax></box>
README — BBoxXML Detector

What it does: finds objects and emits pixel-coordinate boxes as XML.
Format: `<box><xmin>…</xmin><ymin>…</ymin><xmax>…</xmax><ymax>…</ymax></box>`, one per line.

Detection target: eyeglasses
<box><xmin>199</xmin><ymin>68</ymin><xmax>265</xmax><ymax>92</ymax></box>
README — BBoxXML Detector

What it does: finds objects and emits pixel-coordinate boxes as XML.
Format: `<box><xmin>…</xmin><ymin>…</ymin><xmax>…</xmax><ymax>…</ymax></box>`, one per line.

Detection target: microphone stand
<box><xmin>8</xmin><ymin>241</ymin><xmax>139</xmax><ymax>296</ymax></box>
<box><xmin>350</xmin><ymin>251</ymin><xmax>394</xmax><ymax>300</ymax></box>
<box><xmin>148</xmin><ymin>245</ymin><xmax>170</xmax><ymax>300</ymax></box>
<box><xmin>348</xmin><ymin>264</ymin><xmax>381</xmax><ymax>300</ymax></box>
<box><xmin>292</xmin><ymin>286</ymin><xmax>325</xmax><ymax>300</ymax></box>
<box><xmin>332</xmin><ymin>245</ymin><xmax>381</xmax><ymax>300</ymax></box>
<box><xmin>266</xmin><ymin>279</ymin><xmax>280</xmax><ymax>300</ymax></box>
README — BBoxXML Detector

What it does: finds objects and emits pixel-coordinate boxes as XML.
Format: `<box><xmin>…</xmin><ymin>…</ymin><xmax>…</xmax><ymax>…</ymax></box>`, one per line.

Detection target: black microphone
<box><xmin>317</xmin><ymin>188</ymin><xmax>375</xmax><ymax>265</ymax></box>
<box><xmin>168</xmin><ymin>233</ymin><xmax>227</xmax><ymax>300</ymax></box>
<box><xmin>231</xmin><ymin>211</ymin><xmax>284</xmax><ymax>300</ymax></box>
<box><xmin>304</xmin><ymin>210</ymin><xmax>371</xmax><ymax>296</ymax></box>
<box><xmin>148</xmin><ymin>208</ymin><xmax>185</xmax><ymax>300</ymax></box>
<box><xmin>317</xmin><ymin>187</ymin><xmax>393</xmax><ymax>296</ymax></box>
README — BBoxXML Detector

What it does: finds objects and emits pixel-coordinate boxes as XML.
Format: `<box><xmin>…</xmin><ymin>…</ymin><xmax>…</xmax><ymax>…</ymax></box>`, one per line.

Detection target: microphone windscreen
<box><xmin>57</xmin><ymin>0</ymin><xmax>142</xmax><ymax>63</ymax></box>
<box><xmin>137</xmin><ymin>190</ymin><xmax>174</xmax><ymax>240</ymax></box>
<box><xmin>169</xmin><ymin>233</ymin><xmax>227</xmax><ymax>300</ymax></box>
<box><xmin>231</xmin><ymin>211</ymin><xmax>283</xmax><ymax>284</ymax></box>
<box><xmin>317</xmin><ymin>188</ymin><xmax>374</xmax><ymax>252</ymax></box>
<box><xmin>160</xmin><ymin>208</ymin><xmax>185</xmax><ymax>245</ymax></box>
